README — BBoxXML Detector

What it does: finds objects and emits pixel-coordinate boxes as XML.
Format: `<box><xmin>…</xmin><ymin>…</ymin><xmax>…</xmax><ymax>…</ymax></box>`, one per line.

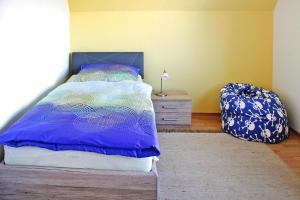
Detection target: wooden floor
<box><xmin>268</xmin><ymin>131</ymin><xmax>300</xmax><ymax>176</ymax></box>
<box><xmin>191</xmin><ymin>113</ymin><xmax>300</xmax><ymax>176</ymax></box>
<box><xmin>191</xmin><ymin>113</ymin><xmax>222</xmax><ymax>132</ymax></box>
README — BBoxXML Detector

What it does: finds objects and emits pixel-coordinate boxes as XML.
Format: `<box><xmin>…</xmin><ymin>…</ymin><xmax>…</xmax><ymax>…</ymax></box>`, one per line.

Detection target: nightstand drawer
<box><xmin>153</xmin><ymin>100</ymin><xmax>191</xmax><ymax>113</ymax></box>
<box><xmin>155</xmin><ymin>113</ymin><xmax>191</xmax><ymax>125</ymax></box>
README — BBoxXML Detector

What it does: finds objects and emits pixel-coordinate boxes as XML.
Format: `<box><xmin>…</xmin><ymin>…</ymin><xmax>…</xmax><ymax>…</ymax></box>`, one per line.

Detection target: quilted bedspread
<box><xmin>0</xmin><ymin>80</ymin><xmax>160</xmax><ymax>158</ymax></box>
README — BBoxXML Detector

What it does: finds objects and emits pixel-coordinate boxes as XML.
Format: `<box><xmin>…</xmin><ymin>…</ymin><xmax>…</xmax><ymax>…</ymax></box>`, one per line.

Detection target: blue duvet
<box><xmin>0</xmin><ymin>80</ymin><xmax>160</xmax><ymax>158</ymax></box>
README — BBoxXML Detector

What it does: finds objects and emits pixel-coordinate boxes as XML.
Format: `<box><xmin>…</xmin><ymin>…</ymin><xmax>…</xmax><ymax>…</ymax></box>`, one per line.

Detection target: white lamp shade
<box><xmin>161</xmin><ymin>70</ymin><xmax>169</xmax><ymax>80</ymax></box>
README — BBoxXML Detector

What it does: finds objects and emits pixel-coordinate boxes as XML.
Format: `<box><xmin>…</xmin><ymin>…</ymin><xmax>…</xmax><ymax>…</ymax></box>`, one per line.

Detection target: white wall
<box><xmin>0</xmin><ymin>0</ymin><xmax>70</xmax><ymax>131</ymax></box>
<box><xmin>273</xmin><ymin>0</ymin><xmax>300</xmax><ymax>133</ymax></box>
<box><xmin>0</xmin><ymin>0</ymin><xmax>70</xmax><ymax>158</ymax></box>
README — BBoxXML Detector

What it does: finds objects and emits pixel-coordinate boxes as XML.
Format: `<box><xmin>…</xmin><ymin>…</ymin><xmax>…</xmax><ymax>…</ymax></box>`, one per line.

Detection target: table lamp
<box><xmin>156</xmin><ymin>69</ymin><xmax>169</xmax><ymax>97</ymax></box>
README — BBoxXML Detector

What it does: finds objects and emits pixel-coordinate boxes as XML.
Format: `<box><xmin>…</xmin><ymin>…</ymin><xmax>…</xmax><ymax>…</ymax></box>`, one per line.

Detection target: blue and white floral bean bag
<box><xmin>220</xmin><ymin>83</ymin><xmax>289</xmax><ymax>143</ymax></box>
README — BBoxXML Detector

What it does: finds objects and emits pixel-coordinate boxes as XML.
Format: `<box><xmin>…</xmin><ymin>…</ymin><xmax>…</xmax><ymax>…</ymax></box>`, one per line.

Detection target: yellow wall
<box><xmin>70</xmin><ymin>11</ymin><xmax>273</xmax><ymax>113</ymax></box>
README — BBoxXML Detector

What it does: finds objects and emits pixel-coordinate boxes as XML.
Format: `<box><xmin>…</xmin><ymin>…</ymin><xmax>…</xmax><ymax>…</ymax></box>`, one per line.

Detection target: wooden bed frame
<box><xmin>0</xmin><ymin>52</ymin><xmax>158</xmax><ymax>199</ymax></box>
<box><xmin>0</xmin><ymin>159</ymin><xmax>158</xmax><ymax>199</ymax></box>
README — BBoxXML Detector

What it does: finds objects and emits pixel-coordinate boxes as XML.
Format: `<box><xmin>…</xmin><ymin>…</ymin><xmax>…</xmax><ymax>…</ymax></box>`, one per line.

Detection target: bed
<box><xmin>0</xmin><ymin>52</ymin><xmax>159</xmax><ymax>200</ymax></box>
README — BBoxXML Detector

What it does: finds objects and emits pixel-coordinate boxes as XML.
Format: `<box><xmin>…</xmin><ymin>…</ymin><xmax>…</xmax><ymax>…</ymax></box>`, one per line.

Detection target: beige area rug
<box><xmin>157</xmin><ymin>133</ymin><xmax>300</xmax><ymax>200</ymax></box>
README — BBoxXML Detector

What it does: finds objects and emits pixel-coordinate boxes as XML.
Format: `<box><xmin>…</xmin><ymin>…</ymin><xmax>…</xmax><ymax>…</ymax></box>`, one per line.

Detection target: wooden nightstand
<box><xmin>151</xmin><ymin>90</ymin><xmax>192</xmax><ymax>128</ymax></box>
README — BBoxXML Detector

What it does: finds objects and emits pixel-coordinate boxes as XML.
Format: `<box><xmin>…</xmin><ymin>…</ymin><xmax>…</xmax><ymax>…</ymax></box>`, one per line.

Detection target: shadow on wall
<box><xmin>0</xmin><ymin>75</ymin><xmax>69</xmax><ymax>162</ymax></box>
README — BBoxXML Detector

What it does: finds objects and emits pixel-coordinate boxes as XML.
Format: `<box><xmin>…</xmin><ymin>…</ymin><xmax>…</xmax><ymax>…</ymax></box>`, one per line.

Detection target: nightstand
<box><xmin>151</xmin><ymin>90</ymin><xmax>192</xmax><ymax>128</ymax></box>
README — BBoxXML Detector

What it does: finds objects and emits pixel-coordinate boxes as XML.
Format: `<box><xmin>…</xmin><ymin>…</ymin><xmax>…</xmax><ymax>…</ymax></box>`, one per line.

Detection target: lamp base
<box><xmin>155</xmin><ymin>92</ymin><xmax>168</xmax><ymax>97</ymax></box>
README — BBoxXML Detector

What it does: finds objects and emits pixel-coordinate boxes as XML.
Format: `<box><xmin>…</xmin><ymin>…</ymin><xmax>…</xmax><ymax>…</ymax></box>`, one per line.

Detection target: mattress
<box><xmin>4</xmin><ymin>146</ymin><xmax>154</xmax><ymax>172</ymax></box>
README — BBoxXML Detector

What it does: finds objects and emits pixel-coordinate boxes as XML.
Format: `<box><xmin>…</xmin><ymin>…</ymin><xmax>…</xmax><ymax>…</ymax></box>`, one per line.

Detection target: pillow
<box><xmin>81</xmin><ymin>63</ymin><xmax>140</xmax><ymax>74</ymax></box>
<box><xmin>69</xmin><ymin>63</ymin><xmax>141</xmax><ymax>82</ymax></box>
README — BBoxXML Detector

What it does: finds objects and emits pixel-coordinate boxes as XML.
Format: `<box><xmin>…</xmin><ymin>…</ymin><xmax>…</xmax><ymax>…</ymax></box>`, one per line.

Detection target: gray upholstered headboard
<box><xmin>71</xmin><ymin>52</ymin><xmax>144</xmax><ymax>78</ymax></box>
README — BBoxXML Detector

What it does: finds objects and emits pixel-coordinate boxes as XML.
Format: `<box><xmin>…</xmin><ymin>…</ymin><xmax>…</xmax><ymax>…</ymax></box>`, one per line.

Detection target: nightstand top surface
<box><xmin>151</xmin><ymin>90</ymin><xmax>191</xmax><ymax>101</ymax></box>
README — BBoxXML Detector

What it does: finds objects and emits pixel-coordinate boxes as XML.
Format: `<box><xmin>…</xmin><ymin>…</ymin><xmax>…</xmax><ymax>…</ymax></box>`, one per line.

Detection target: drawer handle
<box><xmin>162</xmin><ymin>105</ymin><xmax>177</xmax><ymax>109</ymax></box>
<box><xmin>162</xmin><ymin>118</ymin><xmax>178</xmax><ymax>121</ymax></box>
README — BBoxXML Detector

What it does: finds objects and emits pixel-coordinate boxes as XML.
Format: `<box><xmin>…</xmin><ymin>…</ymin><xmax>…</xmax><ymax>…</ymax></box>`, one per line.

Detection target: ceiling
<box><xmin>69</xmin><ymin>0</ymin><xmax>277</xmax><ymax>12</ymax></box>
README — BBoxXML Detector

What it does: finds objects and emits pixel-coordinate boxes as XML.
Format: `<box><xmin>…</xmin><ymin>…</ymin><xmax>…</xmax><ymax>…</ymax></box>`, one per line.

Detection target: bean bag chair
<box><xmin>220</xmin><ymin>83</ymin><xmax>289</xmax><ymax>143</ymax></box>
